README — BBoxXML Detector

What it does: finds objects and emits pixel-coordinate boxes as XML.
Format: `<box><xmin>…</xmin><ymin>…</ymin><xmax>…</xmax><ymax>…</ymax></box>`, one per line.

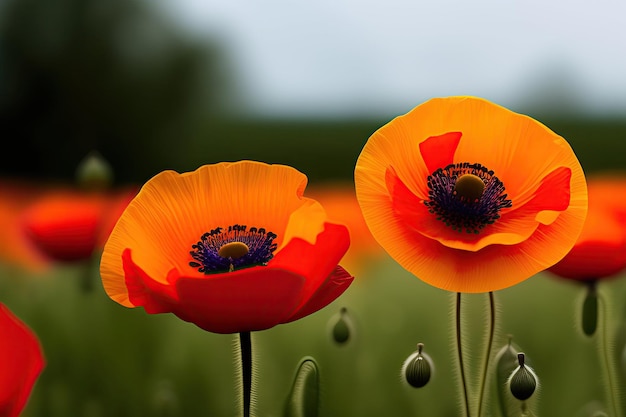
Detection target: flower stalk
<box><xmin>454</xmin><ymin>291</ymin><xmax>497</xmax><ymax>417</ymax></box>
<box><xmin>239</xmin><ymin>331</ymin><xmax>252</xmax><ymax>417</ymax></box>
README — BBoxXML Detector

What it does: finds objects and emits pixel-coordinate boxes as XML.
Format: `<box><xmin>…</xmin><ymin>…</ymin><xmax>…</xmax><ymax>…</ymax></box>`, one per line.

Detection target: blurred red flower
<box><xmin>0</xmin><ymin>303</ymin><xmax>45</xmax><ymax>417</ymax></box>
<box><xmin>548</xmin><ymin>175</ymin><xmax>626</xmax><ymax>281</ymax></box>
<box><xmin>306</xmin><ymin>182</ymin><xmax>384</xmax><ymax>277</ymax></box>
<box><xmin>0</xmin><ymin>180</ymin><xmax>50</xmax><ymax>272</ymax></box>
<box><xmin>21</xmin><ymin>187</ymin><xmax>136</xmax><ymax>263</ymax></box>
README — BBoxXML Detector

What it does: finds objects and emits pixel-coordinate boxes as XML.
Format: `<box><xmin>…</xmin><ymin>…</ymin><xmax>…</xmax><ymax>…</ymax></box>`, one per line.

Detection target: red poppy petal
<box><xmin>418</xmin><ymin>131</ymin><xmax>462</xmax><ymax>174</ymax></box>
<box><xmin>122</xmin><ymin>249</ymin><xmax>180</xmax><ymax>314</ymax></box>
<box><xmin>174</xmin><ymin>269</ymin><xmax>306</xmax><ymax>334</ymax></box>
<box><xmin>0</xmin><ymin>304</ymin><xmax>45</xmax><ymax>417</ymax></box>
<box><xmin>520</xmin><ymin>166</ymin><xmax>571</xmax><ymax>224</ymax></box>
<box><xmin>271</xmin><ymin>222</ymin><xmax>350</xmax><ymax>301</ymax></box>
<box><xmin>285</xmin><ymin>265</ymin><xmax>354</xmax><ymax>323</ymax></box>
<box><xmin>385</xmin><ymin>165</ymin><xmax>424</xmax><ymax>227</ymax></box>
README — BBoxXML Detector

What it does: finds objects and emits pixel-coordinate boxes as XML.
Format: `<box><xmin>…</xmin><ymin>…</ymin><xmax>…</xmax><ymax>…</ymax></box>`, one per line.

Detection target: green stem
<box><xmin>239</xmin><ymin>331</ymin><xmax>252</xmax><ymax>417</ymax></box>
<box><xmin>477</xmin><ymin>291</ymin><xmax>496</xmax><ymax>417</ymax></box>
<box><xmin>597</xmin><ymin>286</ymin><xmax>620</xmax><ymax>417</ymax></box>
<box><xmin>456</xmin><ymin>292</ymin><xmax>471</xmax><ymax>417</ymax></box>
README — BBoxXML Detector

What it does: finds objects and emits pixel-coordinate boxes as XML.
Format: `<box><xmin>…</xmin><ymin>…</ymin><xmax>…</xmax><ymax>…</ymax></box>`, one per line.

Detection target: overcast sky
<box><xmin>160</xmin><ymin>0</ymin><xmax>626</xmax><ymax>118</ymax></box>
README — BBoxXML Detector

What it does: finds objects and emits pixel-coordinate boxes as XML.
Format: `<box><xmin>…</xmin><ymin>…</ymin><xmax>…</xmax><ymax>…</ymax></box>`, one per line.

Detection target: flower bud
<box><xmin>494</xmin><ymin>335</ymin><xmax>520</xmax><ymax>414</ymax></box>
<box><xmin>329</xmin><ymin>307</ymin><xmax>353</xmax><ymax>345</ymax></box>
<box><xmin>581</xmin><ymin>281</ymin><xmax>598</xmax><ymax>336</ymax></box>
<box><xmin>284</xmin><ymin>357</ymin><xmax>319</xmax><ymax>417</ymax></box>
<box><xmin>402</xmin><ymin>343</ymin><xmax>433</xmax><ymax>388</ymax></box>
<box><xmin>508</xmin><ymin>353</ymin><xmax>538</xmax><ymax>401</ymax></box>
<box><xmin>76</xmin><ymin>150</ymin><xmax>114</xmax><ymax>190</ymax></box>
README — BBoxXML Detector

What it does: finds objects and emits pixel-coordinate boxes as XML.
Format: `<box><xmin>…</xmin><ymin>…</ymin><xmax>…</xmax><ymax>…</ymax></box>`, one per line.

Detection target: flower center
<box><xmin>189</xmin><ymin>224</ymin><xmax>277</xmax><ymax>273</ymax></box>
<box><xmin>424</xmin><ymin>162</ymin><xmax>512</xmax><ymax>234</ymax></box>
<box><xmin>217</xmin><ymin>242</ymin><xmax>249</xmax><ymax>259</ymax></box>
<box><xmin>454</xmin><ymin>174</ymin><xmax>485</xmax><ymax>202</ymax></box>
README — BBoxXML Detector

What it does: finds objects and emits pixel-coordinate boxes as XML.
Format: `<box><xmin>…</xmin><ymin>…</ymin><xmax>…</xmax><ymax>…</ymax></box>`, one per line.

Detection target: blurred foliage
<box><xmin>0</xmin><ymin>0</ymin><xmax>231</xmax><ymax>183</ymax></box>
<box><xmin>1</xmin><ymin>0</ymin><xmax>626</xmax><ymax>187</ymax></box>
<box><xmin>2</xmin><ymin>256</ymin><xmax>625</xmax><ymax>416</ymax></box>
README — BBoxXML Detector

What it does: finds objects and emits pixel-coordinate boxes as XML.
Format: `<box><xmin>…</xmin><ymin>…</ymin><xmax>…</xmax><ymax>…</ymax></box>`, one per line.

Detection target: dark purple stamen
<box><xmin>189</xmin><ymin>224</ymin><xmax>277</xmax><ymax>273</ymax></box>
<box><xmin>424</xmin><ymin>162</ymin><xmax>512</xmax><ymax>234</ymax></box>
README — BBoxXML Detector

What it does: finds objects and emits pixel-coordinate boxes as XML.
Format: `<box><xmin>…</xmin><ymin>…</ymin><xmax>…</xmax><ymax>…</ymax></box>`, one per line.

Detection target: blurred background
<box><xmin>2</xmin><ymin>0</ymin><xmax>626</xmax><ymax>416</ymax></box>
<box><xmin>2</xmin><ymin>0</ymin><xmax>626</xmax><ymax>185</ymax></box>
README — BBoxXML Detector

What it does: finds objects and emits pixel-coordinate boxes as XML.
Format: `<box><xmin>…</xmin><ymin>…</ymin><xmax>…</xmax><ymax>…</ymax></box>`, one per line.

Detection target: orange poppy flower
<box><xmin>21</xmin><ymin>187</ymin><xmax>136</xmax><ymax>263</ymax></box>
<box><xmin>100</xmin><ymin>161</ymin><xmax>353</xmax><ymax>334</ymax></box>
<box><xmin>0</xmin><ymin>303</ymin><xmax>45</xmax><ymax>417</ymax></box>
<box><xmin>354</xmin><ymin>96</ymin><xmax>587</xmax><ymax>293</ymax></box>
<box><xmin>548</xmin><ymin>175</ymin><xmax>626</xmax><ymax>281</ymax></box>
<box><xmin>306</xmin><ymin>182</ymin><xmax>383</xmax><ymax>276</ymax></box>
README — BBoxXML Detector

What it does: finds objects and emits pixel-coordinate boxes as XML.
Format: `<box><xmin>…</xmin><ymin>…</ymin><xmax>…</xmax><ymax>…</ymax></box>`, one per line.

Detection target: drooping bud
<box><xmin>402</xmin><ymin>343</ymin><xmax>433</xmax><ymax>388</ymax></box>
<box><xmin>329</xmin><ymin>307</ymin><xmax>354</xmax><ymax>345</ymax></box>
<box><xmin>494</xmin><ymin>335</ymin><xmax>520</xmax><ymax>414</ymax></box>
<box><xmin>284</xmin><ymin>357</ymin><xmax>320</xmax><ymax>417</ymax></box>
<box><xmin>76</xmin><ymin>150</ymin><xmax>114</xmax><ymax>190</ymax></box>
<box><xmin>495</xmin><ymin>336</ymin><xmax>519</xmax><ymax>386</ymax></box>
<box><xmin>508</xmin><ymin>353</ymin><xmax>538</xmax><ymax>401</ymax></box>
<box><xmin>581</xmin><ymin>281</ymin><xmax>598</xmax><ymax>336</ymax></box>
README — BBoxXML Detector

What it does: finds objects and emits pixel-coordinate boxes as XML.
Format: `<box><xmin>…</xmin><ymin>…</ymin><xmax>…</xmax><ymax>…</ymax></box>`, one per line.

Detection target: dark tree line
<box><xmin>0</xmin><ymin>0</ymin><xmax>232</xmax><ymax>184</ymax></box>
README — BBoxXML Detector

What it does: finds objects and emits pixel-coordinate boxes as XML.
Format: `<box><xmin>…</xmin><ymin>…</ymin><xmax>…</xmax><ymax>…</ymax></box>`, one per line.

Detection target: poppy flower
<box><xmin>0</xmin><ymin>180</ymin><xmax>50</xmax><ymax>271</ymax></box>
<box><xmin>307</xmin><ymin>182</ymin><xmax>384</xmax><ymax>276</ymax></box>
<box><xmin>21</xmin><ymin>187</ymin><xmax>137</xmax><ymax>263</ymax></box>
<box><xmin>100</xmin><ymin>161</ymin><xmax>353</xmax><ymax>334</ymax></box>
<box><xmin>0</xmin><ymin>303</ymin><xmax>45</xmax><ymax>417</ymax></box>
<box><xmin>354</xmin><ymin>96</ymin><xmax>587</xmax><ymax>293</ymax></box>
<box><xmin>548</xmin><ymin>175</ymin><xmax>626</xmax><ymax>281</ymax></box>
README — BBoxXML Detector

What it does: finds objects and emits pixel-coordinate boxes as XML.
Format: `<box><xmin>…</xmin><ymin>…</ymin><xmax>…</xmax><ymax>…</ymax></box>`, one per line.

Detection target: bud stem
<box><xmin>595</xmin><ymin>286</ymin><xmax>622</xmax><ymax>417</ymax></box>
<box><xmin>239</xmin><ymin>331</ymin><xmax>252</xmax><ymax>417</ymax></box>
<box><xmin>455</xmin><ymin>293</ymin><xmax>471</xmax><ymax>417</ymax></box>
<box><xmin>455</xmin><ymin>291</ymin><xmax>497</xmax><ymax>417</ymax></box>
<box><xmin>477</xmin><ymin>291</ymin><xmax>496</xmax><ymax>417</ymax></box>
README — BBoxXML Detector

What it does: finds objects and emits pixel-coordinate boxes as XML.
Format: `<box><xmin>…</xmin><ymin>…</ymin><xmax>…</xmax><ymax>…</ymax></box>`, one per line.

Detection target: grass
<box><xmin>2</xmin><ymin>253</ymin><xmax>624</xmax><ymax>417</ymax></box>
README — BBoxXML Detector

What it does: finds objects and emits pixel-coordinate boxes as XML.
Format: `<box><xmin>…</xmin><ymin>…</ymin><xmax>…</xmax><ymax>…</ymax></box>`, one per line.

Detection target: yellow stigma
<box><xmin>454</xmin><ymin>174</ymin><xmax>485</xmax><ymax>202</ymax></box>
<box><xmin>218</xmin><ymin>241</ymin><xmax>250</xmax><ymax>259</ymax></box>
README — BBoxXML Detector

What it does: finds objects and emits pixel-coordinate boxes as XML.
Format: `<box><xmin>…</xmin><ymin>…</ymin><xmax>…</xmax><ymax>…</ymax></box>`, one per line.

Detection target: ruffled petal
<box><xmin>271</xmin><ymin>222</ymin><xmax>351</xmax><ymax>305</ymax></box>
<box><xmin>285</xmin><ymin>265</ymin><xmax>354</xmax><ymax>323</ymax></box>
<box><xmin>174</xmin><ymin>268</ymin><xmax>306</xmax><ymax>333</ymax></box>
<box><xmin>122</xmin><ymin>249</ymin><xmax>180</xmax><ymax>313</ymax></box>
